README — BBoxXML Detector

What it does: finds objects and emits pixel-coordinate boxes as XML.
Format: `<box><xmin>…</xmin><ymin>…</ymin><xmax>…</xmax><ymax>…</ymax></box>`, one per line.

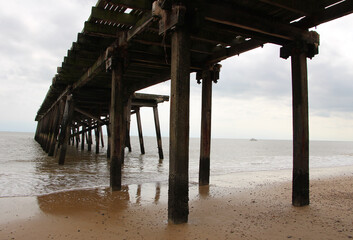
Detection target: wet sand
<box><xmin>1</xmin><ymin>168</ymin><xmax>353</xmax><ymax>240</ymax></box>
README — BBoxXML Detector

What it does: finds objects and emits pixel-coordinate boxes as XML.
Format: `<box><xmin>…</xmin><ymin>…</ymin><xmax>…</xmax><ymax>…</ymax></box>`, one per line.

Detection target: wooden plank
<box><xmin>72</xmin><ymin>53</ymin><xmax>106</xmax><ymax>90</ymax></box>
<box><xmin>199</xmin><ymin>72</ymin><xmax>212</xmax><ymax>186</ymax></box>
<box><xmin>91</xmin><ymin>7</ymin><xmax>139</xmax><ymax>25</ymax></box>
<box><xmin>208</xmin><ymin>39</ymin><xmax>265</xmax><ymax>65</ymax></box>
<box><xmin>296</xmin><ymin>0</ymin><xmax>353</xmax><ymax>29</ymax></box>
<box><xmin>83</xmin><ymin>21</ymin><xmax>118</xmax><ymax>37</ymax></box>
<box><xmin>204</xmin><ymin>3</ymin><xmax>312</xmax><ymax>42</ymax></box>
<box><xmin>257</xmin><ymin>0</ymin><xmax>314</xmax><ymax>15</ymax></box>
<box><xmin>108</xmin><ymin>0</ymin><xmax>153</xmax><ymax>10</ymax></box>
<box><xmin>168</xmin><ymin>22</ymin><xmax>190</xmax><ymax>224</ymax></box>
<box><xmin>291</xmin><ymin>50</ymin><xmax>309</xmax><ymax>207</ymax></box>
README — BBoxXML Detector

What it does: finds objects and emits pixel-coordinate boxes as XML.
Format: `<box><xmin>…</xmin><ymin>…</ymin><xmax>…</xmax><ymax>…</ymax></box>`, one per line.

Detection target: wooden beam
<box><xmin>91</xmin><ymin>7</ymin><xmax>139</xmax><ymax>25</ymax></box>
<box><xmin>296</xmin><ymin>0</ymin><xmax>353</xmax><ymax>29</ymax></box>
<box><xmin>72</xmin><ymin>53</ymin><xmax>106</xmax><ymax>90</ymax></box>
<box><xmin>208</xmin><ymin>39</ymin><xmax>265</xmax><ymax>65</ymax></box>
<box><xmin>127</xmin><ymin>12</ymin><xmax>154</xmax><ymax>41</ymax></box>
<box><xmin>107</xmin><ymin>0</ymin><xmax>153</xmax><ymax>10</ymax></box>
<box><xmin>83</xmin><ymin>21</ymin><xmax>118</xmax><ymax>37</ymax></box>
<box><xmin>257</xmin><ymin>0</ymin><xmax>314</xmax><ymax>15</ymax></box>
<box><xmin>168</xmin><ymin>21</ymin><xmax>190</xmax><ymax>223</ymax></box>
<box><xmin>74</xmin><ymin>107</ymin><xmax>105</xmax><ymax>124</ymax></box>
<box><xmin>204</xmin><ymin>3</ymin><xmax>312</xmax><ymax>42</ymax></box>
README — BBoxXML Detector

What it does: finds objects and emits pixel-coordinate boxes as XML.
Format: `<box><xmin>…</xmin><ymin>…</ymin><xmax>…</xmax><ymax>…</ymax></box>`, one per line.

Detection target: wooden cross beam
<box><xmin>204</xmin><ymin>3</ymin><xmax>313</xmax><ymax>43</ymax></box>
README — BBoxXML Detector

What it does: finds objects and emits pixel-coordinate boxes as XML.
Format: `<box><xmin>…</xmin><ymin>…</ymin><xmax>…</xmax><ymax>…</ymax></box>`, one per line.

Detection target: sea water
<box><xmin>0</xmin><ymin>131</ymin><xmax>353</xmax><ymax>197</ymax></box>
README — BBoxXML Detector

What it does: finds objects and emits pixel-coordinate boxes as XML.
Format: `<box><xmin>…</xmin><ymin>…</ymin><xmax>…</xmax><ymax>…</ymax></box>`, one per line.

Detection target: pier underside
<box><xmin>35</xmin><ymin>0</ymin><xmax>353</xmax><ymax>223</ymax></box>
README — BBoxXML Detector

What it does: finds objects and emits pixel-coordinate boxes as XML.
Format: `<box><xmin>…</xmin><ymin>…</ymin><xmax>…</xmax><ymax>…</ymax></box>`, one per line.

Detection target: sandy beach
<box><xmin>1</xmin><ymin>167</ymin><xmax>352</xmax><ymax>240</ymax></box>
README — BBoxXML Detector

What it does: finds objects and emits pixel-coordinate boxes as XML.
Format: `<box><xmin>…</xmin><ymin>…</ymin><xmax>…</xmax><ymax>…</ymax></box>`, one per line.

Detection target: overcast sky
<box><xmin>1</xmin><ymin>1</ymin><xmax>353</xmax><ymax>141</ymax></box>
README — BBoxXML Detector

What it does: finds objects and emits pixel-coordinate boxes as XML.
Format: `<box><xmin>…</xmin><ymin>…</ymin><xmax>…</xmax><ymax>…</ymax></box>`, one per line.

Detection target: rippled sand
<box><xmin>1</xmin><ymin>167</ymin><xmax>353</xmax><ymax>240</ymax></box>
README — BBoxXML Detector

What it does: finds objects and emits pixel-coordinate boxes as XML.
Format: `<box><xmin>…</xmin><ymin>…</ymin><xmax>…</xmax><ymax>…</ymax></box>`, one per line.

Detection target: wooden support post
<box><xmin>291</xmin><ymin>51</ymin><xmax>309</xmax><ymax>206</ymax></box>
<box><xmin>100</xmin><ymin>125</ymin><xmax>104</xmax><ymax>148</ymax></box>
<box><xmin>95</xmin><ymin>122</ymin><xmax>100</xmax><ymax>154</ymax></box>
<box><xmin>48</xmin><ymin>102</ymin><xmax>63</xmax><ymax>156</ymax></box>
<box><xmin>110</xmin><ymin>56</ymin><xmax>127</xmax><ymax>191</ymax></box>
<box><xmin>135</xmin><ymin>107</ymin><xmax>145</xmax><ymax>154</ymax></box>
<box><xmin>168</xmin><ymin>19</ymin><xmax>190</xmax><ymax>224</ymax></box>
<box><xmin>75</xmin><ymin>126</ymin><xmax>80</xmax><ymax>149</ymax></box>
<box><xmin>34</xmin><ymin>121</ymin><xmax>40</xmax><ymax>142</ymax></box>
<box><xmin>44</xmin><ymin>111</ymin><xmax>54</xmax><ymax>153</ymax></box>
<box><xmin>71</xmin><ymin>127</ymin><xmax>75</xmax><ymax>146</ymax></box>
<box><xmin>153</xmin><ymin>106</ymin><xmax>164</xmax><ymax>159</ymax></box>
<box><xmin>125</xmin><ymin>99</ymin><xmax>132</xmax><ymax>153</ymax></box>
<box><xmin>58</xmin><ymin>95</ymin><xmax>74</xmax><ymax>165</ymax></box>
<box><xmin>281</xmin><ymin>36</ymin><xmax>319</xmax><ymax>207</ymax></box>
<box><xmin>198</xmin><ymin>72</ymin><xmax>213</xmax><ymax>186</ymax></box>
<box><xmin>87</xmin><ymin>119</ymin><xmax>92</xmax><ymax>151</ymax></box>
<box><xmin>106</xmin><ymin>123</ymin><xmax>111</xmax><ymax>158</ymax></box>
<box><xmin>81</xmin><ymin>124</ymin><xmax>85</xmax><ymax>150</ymax></box>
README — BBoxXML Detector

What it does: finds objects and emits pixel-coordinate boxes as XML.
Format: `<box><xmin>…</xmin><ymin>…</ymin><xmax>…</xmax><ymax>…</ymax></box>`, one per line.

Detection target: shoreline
<box><xmin>1</xmin><ymin>166</ymin><xmax>353</xmax><ymax>239</ymax></box>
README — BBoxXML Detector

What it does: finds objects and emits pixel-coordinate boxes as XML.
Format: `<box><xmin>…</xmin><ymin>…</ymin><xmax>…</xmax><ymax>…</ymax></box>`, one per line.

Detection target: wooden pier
<box><xmin>35</xmin><ymin>0</ymin><xmax>353</xmax><ymax>223</ymax></box>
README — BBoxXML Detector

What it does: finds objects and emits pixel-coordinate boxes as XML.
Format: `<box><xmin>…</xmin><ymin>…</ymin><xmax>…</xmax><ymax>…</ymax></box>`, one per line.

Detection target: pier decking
<box><xmin>35</xmin><ymin>0</ymin><xmax>353</xmax><ymax>223</ymax></box>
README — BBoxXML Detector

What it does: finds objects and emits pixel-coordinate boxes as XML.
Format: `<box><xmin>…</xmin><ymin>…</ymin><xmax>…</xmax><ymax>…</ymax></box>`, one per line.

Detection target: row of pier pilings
<box><xmin>34</xmin><ymin>94</ymin><xmax>167</xmax><ymax>165</ymax></box>
<box><xmin>35</xmin><ymin>18</ymin><xmax>318</xmax><ymax>225</ymax></box>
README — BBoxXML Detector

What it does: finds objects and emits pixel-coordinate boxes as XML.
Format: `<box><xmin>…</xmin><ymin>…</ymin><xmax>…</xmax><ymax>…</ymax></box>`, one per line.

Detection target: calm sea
<box><xmin>1</xmin><ymin>131</ymin><xmax>353</xmax><ymax>197</ymax></box>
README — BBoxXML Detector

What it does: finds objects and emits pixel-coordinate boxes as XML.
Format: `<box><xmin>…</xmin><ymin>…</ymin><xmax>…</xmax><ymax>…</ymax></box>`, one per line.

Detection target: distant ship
<box><xmin>250</xmin><ymin>138</ymin><xmax>257</xmax><ymax>141</ymax></box>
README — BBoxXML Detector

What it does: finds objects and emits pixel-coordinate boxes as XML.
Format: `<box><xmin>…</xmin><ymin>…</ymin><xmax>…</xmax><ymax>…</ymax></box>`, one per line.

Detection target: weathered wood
<box><xmin>48</xmin><ymin>102</ymin><xmax>63</xmax><ymax>156</ymax></box>
<box><xmin>168</xmin><ymin>21</ymin><xmax>190</xmax><ymax>224</ymax></box>
<box><xmin>91</xmin><ymin>7</ymin><xmax>139</xmax><ymax>25</ymax></box>
<box><xmin>100</xmin><ymin>125</ymin><xmax>104</xmax><ymax>148</ymax></box>
<box><xmin>74</xmin><ymin>107</ymin><xmax>105</xmax><ymax>124</ymax></box>
<box><xmin>204</xmin><ymin>3</ymin><xmax>312</xmax><ymax>42</ymax></box>
<box><xmin>87</xmin><ymin>119</ymin><xmax>92</xmax><ymax>151</ymax></box>
<box><xmin>153</xmin><ymin>106</ymin><xmax>164</xmax><ymax>159</ymax></box>
<box><xmin>110</xmin><ymin>56</ymin><xmax>127</xmax><ymax>191</ymax></box>
<box><xmin>296</xmin><ymin>0</ymin><xmax>353</xmax><ymax>29</ymax></box>
<box><xmin>125</xmin><ymin>98</ymin><xmax>132</xmax><ymax>153</ymax></box>
<box><xmin>58</xmin><ymin>95</ymin><xmax>75</xmax><ymax>165</ymax></box>
<box><xmin>106</xmin><ymin>123</ymin><xmax>111</xmax><ymax>158</ymax></box>
<box><xmin>135</xmin><ymin>107</ymin><xmax>145</xmax><ymax>154</ymax></box>
<box><xmin>257</xmin><ymin>0</ymin><xmax>313</xmax><ymax>15</ymax></box>
<box><xmin>95</xmin><ymin>122</ymin><xmax>100</xmax><ymax>154</ymax></box>
<box><xmin>199</xmin><ymin>72</ymin><xmax>213</xmax><ymax>186</ymax></box>
<box><xmin>75</xmin><ymin>127</ymin><xmax>80</xmax><ymax>149</ymax></box>
<box><xmin>81</xmin><ymin>124</ymin><xmax>85</xmax><ymax>150</ymax></box>
<box><xmin>291</xmin><ymin>49</ymin><xmax>309</xmax><ymax>207</ymax></box>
